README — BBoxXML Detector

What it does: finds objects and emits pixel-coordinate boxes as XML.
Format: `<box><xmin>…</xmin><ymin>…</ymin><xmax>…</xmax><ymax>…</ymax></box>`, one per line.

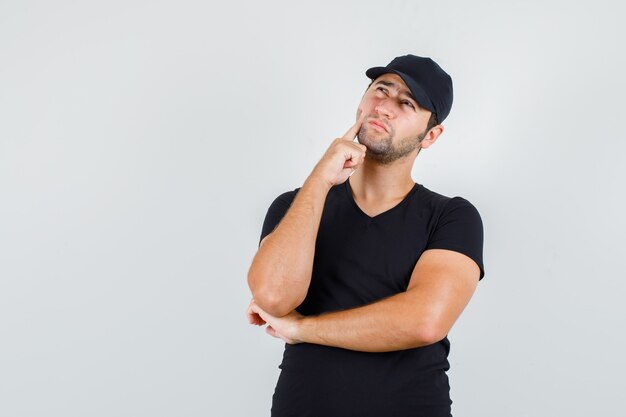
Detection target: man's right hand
<box><xmin>310</xmin><ymin>116</ymin><xmax>367</xmax><ymax>188</ymax></box>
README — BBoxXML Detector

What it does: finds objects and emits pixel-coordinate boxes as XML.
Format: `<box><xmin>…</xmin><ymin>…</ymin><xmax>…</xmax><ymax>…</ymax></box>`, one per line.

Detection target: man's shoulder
<box><xmin>416</xmin><ymin>183</ymin><xmax>454</xmax><ymax>207</ymax></box>
<box><xmin>270</xmin><ymin>187</ymin><xmax>300</xmax><ymax>206</ymax></box>
<box><xmin>416</xmin><ymin>183</ymin><xmax>481</xmax><ymax>215</ymax></box>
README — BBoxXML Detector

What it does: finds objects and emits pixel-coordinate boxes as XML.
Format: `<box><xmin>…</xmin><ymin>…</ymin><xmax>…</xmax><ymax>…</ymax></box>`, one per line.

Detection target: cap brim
<box><xmin>365</xmin><ymin>67</ymin><xmax>436</xmax><ymax>114</ymax></box>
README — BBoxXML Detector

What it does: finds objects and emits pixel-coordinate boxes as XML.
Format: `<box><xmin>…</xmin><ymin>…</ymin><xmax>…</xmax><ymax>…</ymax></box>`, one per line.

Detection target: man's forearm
<box><xmin>248</xmin><ymin>175</ymin><xmax>331</xmax><ymax>317</ymax></box>
<box><xmin>298</xmin><ymin>291</ymin><xmax>439</xmax><ymax>353</ymax></box>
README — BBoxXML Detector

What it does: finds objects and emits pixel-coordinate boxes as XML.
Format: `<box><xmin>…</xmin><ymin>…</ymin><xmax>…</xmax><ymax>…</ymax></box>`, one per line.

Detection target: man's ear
<box><xmin>419</xmin><ymin>124</ymin><xmax>444</xmax><ymax>150</ymax></box>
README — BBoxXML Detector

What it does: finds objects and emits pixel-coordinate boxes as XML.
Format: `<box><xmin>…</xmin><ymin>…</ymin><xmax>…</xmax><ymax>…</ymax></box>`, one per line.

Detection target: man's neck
<box><xmin>347</xmin><ymin>157</ymin><xmax>416</xmax><ymax>204</ymax></box>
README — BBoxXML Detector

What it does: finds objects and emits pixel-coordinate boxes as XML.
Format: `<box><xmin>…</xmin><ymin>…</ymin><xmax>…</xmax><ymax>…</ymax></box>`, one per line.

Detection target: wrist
<box><xmin>304</xmin><ymin>173</ymin><xmax>333</xmax><ymax>192</ymax></box>
<box><xmin>296</xmin><ymin>315</ymin><xmax>316</xmax><ymax>344</ymax></box>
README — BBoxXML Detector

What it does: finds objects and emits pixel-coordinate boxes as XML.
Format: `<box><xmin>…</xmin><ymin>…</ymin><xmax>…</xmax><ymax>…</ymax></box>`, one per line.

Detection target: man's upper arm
<box><xmin>403</xmin><ymin>196</ymin><xmax>485</xmax><ymax>342</ymax></box>
<box><xmin>258</xmin><ymin>189</ymin><xmax>299</xmax><ymax>247</ymax></box>
<box><xmin>405</xmin><ymin>248</ymin><xmax>480</xmax><ymax>343</ymax></box>
<box><xmin>258</xmin><ymin>234</ymin><xmax>270</xmax><ymax>249</ymax></box>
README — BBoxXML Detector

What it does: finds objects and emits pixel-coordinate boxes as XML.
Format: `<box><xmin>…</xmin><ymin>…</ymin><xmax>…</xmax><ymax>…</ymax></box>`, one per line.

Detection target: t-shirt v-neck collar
<box><xmin>344</xmin><ymin>179</ymin><xmax>418</xmax><ymax>221</ymax></box>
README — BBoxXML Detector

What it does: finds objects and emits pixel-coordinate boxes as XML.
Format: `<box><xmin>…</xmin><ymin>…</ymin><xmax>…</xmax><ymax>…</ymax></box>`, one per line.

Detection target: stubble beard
<box><xmin>357</xmin><ymin>124</ymin><xmax>425</xmax><ymax>165</ymax></box>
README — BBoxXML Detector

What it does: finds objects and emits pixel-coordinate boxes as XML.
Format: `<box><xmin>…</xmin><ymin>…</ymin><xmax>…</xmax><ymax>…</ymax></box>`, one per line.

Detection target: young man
<box><xmin>247</xmin><ymin>54</ymin><xmax>485</xmax><ymax>417</ymax></box>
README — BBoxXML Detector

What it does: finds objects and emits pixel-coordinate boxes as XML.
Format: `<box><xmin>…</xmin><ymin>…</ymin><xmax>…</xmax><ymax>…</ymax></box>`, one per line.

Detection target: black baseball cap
<box><xmin>365</xmin><ymin>54</ymin><xmax>453</xmax><ymax>123</ymax></box>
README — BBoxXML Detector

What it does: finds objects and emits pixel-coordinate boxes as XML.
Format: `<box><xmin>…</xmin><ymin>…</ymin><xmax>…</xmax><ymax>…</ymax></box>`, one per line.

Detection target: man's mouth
<box><xmin>368</xmin><ymin>120</ymin><xmax>388</xmax><ymax>132</ymax></box>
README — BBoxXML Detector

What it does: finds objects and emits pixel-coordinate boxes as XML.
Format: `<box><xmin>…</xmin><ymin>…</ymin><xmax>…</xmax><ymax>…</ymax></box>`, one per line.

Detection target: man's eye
<box><xmin>402</xmin><ymin>101</ymin><xmax>415</xmax><ymax>109</ymax></box>
<box><xmin>376</xmin><ymin>87</ymin><xmax>387</xmax><ymax>93</ymax></box>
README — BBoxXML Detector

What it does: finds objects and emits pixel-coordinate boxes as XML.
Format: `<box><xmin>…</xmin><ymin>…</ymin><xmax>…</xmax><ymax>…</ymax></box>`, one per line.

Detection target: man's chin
<box><xmin>364</xmin><ymin>145</ymin><xmax>392</xmax><ymax>159</ymax></box>
<box><xmin>357</xmin><ymin>135</ymin><xmax>390</xmax><ymax>153</ymax></box>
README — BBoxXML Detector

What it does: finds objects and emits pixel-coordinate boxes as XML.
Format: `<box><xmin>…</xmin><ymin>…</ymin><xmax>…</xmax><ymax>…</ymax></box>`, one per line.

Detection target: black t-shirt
<box><xmin>259</xmin><ymin>179</ymin><xmax>485</xmax><ymax>417</ymax></box>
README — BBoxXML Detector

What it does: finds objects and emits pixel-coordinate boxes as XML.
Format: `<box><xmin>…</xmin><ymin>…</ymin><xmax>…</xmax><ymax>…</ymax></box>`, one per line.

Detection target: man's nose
<box><xmin>374</xmin><ymin>101</ymin><xmax>395</xmax><ymax>119</ymax></box>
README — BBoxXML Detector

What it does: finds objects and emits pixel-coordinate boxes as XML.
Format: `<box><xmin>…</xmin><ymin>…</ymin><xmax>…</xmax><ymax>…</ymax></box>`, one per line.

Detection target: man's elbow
<box><xmin>248</xmin><ymin>276</ymin><xmax>304</xmax><ymax>317</ymax></box>
<box><xmin>415</xmin><ymin>323</ymin><xmax>449</xmax><ymax>346</ymax></box>
<box><xmin>253</xmin><ymin>290</ymin><xmax>301</xmax><ymax>317</ymax></box>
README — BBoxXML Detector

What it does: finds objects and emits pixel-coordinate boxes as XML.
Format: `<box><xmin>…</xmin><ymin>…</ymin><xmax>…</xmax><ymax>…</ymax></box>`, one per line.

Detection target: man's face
<box><xmin>356</xmin><ymin>73</ymin><xmax>433</xmax><ymax>165</ymax></box>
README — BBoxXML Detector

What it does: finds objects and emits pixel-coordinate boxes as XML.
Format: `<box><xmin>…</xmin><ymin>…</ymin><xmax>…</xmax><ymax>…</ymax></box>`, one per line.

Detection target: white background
<box><xmin>1</xmin><ymin>1</ymin><xmax>624</xmax><ymax>416</ymax></box>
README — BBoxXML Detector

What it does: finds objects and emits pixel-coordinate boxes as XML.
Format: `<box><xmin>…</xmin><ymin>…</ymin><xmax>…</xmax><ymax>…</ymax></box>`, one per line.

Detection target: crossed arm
<box><xmin>247</xmin><ymin>247</ymin><xmax>480</xmax><ymax>353</ymax></box>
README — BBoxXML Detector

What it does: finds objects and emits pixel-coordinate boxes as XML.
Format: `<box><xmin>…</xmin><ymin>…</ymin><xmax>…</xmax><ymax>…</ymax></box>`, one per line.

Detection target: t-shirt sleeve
<box><xmin>425</xmin><ymin>197</ymin><xmax>485</xmax><ymax>280</ymax></box>
<box><xmin>259</xmin><ymin>190</ymin><xmax>298</xmax><ymax>246</ymax></box>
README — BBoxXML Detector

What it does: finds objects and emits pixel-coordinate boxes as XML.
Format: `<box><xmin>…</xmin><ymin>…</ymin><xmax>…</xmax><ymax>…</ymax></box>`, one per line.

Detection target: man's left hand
<box><xmin>247</xmin><ymin>299</ymin><xmax>305</xmax><ymax>345</ymax></box>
